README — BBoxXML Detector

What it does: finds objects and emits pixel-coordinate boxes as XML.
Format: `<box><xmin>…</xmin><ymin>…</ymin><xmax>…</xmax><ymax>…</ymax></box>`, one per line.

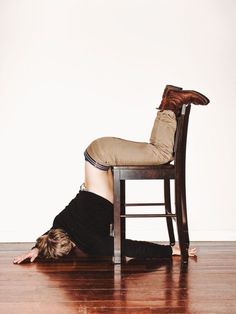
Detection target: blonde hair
<box><xmin>36</xmin><ymin>228</ymin><xmax>73</xmax><ymax>259</ymax></box>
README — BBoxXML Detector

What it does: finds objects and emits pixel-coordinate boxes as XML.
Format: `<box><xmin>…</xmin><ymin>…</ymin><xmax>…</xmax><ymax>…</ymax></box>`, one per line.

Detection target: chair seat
<box><xmin>113</xmin><ymin>162</ymin><xmax>174</xmax><ymax>169</ymax></box>
<box><xmin>112</xmin><ymin>163</ymin><xmax>175</xmax><ymax>180</ymax></box>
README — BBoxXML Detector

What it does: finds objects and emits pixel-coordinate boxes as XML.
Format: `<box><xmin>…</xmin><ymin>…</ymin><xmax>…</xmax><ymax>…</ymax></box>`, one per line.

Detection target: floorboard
<box><xmin>0</xmin><ymin>242</ymin><xmax>236</xmax><ymax>313</ymax></box>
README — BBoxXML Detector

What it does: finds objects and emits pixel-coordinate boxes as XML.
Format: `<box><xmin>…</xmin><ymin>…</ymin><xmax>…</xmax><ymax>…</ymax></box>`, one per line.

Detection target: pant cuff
<box><xmin>84</xmin><ymin>150</ymin><xmax>110</xmax><ymax>171</ymax></box>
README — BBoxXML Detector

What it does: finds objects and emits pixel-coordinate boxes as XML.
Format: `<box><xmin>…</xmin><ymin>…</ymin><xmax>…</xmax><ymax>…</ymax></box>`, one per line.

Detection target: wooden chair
<box><xmin>112</xmin><ymin>104</ymin><xmax>191</xmax><ymax>264</ymax></box>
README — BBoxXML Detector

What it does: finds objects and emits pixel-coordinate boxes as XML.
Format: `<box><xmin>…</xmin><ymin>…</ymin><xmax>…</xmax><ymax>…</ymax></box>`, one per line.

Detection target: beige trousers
<box><xmin>84</xmin><ymin>110</ymin><xmax>177</xmax><ymax>170</ymax></box>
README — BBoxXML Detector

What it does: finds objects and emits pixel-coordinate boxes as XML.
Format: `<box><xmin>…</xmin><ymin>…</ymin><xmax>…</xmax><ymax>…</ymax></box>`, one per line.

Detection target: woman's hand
<box><xmin>172</xmin><ymin>245</ymin><xmax>197</xmax><ymax>257</ymax></box>
<box><xmin>13</xmin><ymin>247</ymin><xmax>39</xmax><ymax>264</ymax></box>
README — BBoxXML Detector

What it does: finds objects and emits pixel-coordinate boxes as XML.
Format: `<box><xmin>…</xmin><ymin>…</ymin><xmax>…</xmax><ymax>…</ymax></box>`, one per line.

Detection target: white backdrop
<box><xmin>0</xmin><ymin>0</ymin><xmax>235</xmax><ymax>242</ymax></box>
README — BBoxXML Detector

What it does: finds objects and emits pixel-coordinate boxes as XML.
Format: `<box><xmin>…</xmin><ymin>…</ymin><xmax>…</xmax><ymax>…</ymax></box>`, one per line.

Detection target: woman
<box><xmin>13</xmin><ymin>85</ymin><xmax>208</xmax><ymax>264</ymax></box>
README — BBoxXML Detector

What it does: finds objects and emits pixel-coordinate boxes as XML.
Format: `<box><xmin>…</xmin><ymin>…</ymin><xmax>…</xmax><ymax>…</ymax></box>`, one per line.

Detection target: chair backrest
<box><xmin>173</xmin><ymin>104</ymin><xmax>191</xmax><ymax>171</ymax></box>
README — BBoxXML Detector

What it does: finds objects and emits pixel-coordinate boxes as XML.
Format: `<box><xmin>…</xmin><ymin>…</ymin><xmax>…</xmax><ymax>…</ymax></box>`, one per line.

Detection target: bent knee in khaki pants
<box><xmin>84</xmin><ymin>110</ymin><xmax>177</xmax><ymax>170</ymax></box>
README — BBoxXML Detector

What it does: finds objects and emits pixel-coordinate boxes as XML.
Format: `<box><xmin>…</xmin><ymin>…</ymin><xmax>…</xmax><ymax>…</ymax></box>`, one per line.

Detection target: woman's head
<box><xmin>35</xmin><ymin>228</ymin><xmax>74</xmax><ymax>259</ymax></box>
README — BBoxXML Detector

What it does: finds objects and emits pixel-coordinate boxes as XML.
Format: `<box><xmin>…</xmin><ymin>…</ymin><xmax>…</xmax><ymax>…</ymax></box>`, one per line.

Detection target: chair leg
<box><xmin>120</xmin><ymin>180</ymin><xmax>126</xmax><ymax>254</ymax></box>
<box><xmin>175</xmin><ymin>178</ymin><xmax>188</xmax><ymax>264</ymax></box>
<box><xmin>181</xmin><ymin>175</ymin><xmax>190</xmax><ymax>246</ymax></box>
<box><xmin>164</xmin><ymin>179</ymin><xmax>175</xmax><ymax>246</ymax></box>
<box><xmin>113</xmin><ymin>170</ymin><xmax>122</xmax><ymax>264</ymax></box>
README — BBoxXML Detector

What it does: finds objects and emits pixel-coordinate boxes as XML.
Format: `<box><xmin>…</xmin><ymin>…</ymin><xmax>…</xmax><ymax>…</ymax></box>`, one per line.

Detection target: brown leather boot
<box><xmin>160</xmin><ymin>89</ymin><xmax>209</xmax><ymax>115</ymax></box>
<box><xmin>158</xmin><ymin>85</ymin><xmax>182</xmax><ymax>111</ymax></box>
<box><xmin>161</xmin><ymin>84</ymin><xmax>183</xmax><ymax>98</ymax></box>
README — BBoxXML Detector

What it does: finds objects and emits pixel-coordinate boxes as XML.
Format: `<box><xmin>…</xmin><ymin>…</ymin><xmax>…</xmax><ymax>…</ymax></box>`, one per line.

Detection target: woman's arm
<box><xmin>13</xmin><ymin>247</ymin><xmax>39</xmax><ymax>264</ymax></box>
<box><xmin>13</xmin><ymin>229</ymin><xmax>51</xmax><ymax>264</ymax></box>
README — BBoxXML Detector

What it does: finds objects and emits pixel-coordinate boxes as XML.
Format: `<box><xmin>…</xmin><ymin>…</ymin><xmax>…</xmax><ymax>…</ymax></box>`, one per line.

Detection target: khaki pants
<box><xmin>84</xmin><ymin>110</ymin><xmax>177</xmax><ymax>170</ymax></box>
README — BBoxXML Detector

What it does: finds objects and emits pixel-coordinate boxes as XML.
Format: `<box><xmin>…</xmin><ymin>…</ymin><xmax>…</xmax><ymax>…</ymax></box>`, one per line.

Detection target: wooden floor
<box><xmin>0</xmin><ymin>242</ymin><xmax>236</xmax><ymax>314</ymax></box>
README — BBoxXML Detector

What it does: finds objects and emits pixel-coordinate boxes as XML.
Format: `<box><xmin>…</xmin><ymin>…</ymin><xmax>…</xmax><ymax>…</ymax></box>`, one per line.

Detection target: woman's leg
<box><xmin>149</xmin><ymin>110</ymin><xmax>177</xmax><ymax>158</ymax></box>
<box><xmin>83</xmin><ymin>86</ymin><xmax>209</xmax><ymax>203</ymax></box>
<box><xmin>84</xmin><ymin>110</ymin><xmax>177</xmax><ymax>169</ymax></box>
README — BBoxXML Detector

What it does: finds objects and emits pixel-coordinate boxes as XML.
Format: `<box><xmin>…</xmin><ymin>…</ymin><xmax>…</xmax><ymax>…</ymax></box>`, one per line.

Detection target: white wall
<box><xmin>0</xmin><ymin>0</ymin><xmax>235</xmax><ymax>242</ymax></box>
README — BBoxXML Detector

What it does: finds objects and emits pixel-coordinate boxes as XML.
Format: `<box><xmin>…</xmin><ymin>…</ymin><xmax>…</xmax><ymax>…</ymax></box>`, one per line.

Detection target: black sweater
<box><xmin>45</xmin><ymin>191</ymin><xmax>172</xmax><ymax>258</ymax></box>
